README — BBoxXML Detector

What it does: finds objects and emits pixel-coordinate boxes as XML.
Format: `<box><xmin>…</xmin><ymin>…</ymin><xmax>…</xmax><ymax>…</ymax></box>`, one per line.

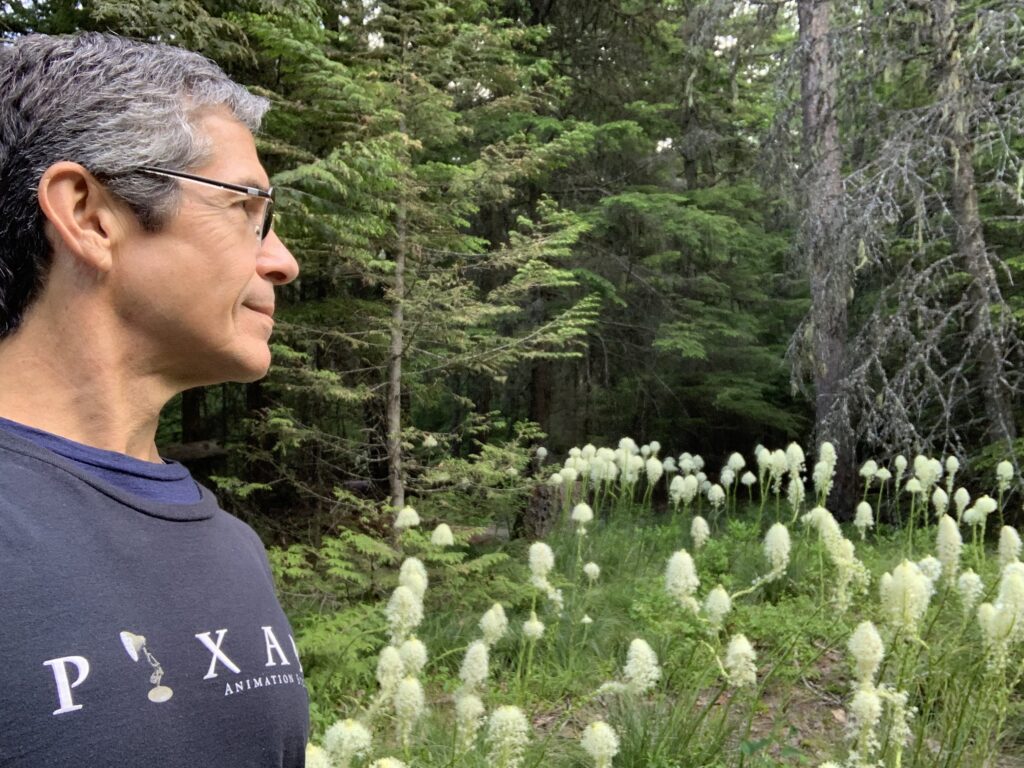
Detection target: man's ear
<box><xmin>37</xmin><ymin>162</ymin><xmax>123</xmax><ymax>273</ymax></box>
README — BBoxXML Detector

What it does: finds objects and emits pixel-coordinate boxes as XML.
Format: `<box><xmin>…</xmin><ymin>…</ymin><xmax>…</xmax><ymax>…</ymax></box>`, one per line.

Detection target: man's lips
<box><xmin>244</xmin><ymin>303</ymin><xmax>275</xmax><ymax>319</ymax></box>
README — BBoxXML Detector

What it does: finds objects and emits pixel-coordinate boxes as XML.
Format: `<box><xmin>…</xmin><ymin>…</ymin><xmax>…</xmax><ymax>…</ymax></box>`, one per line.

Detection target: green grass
<box><xmin>287</xmin><ymin>491</ymin><xmax>1024</xmax><ymax>768</ymax></box>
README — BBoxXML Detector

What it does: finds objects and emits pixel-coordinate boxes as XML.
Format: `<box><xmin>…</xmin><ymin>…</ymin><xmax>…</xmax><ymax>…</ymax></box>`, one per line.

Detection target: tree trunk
<box><xmin>181</xmin><ymin>388</ymin><xmax>204</xmax><ymax>442</ymax></box>
<box><xmin>798</xmin><ymin>0</ymin><xmax>856</xmax><ymax>513</ymax></box>
<box><xmin>386</xmin><ymin>198</ymin><xmax>406</xmax><ymax>511</ymax></box>
<box><xmin>932</xmin><ymin>0</ymin><xmax>1017</xmax><ymax>445</ymax></box>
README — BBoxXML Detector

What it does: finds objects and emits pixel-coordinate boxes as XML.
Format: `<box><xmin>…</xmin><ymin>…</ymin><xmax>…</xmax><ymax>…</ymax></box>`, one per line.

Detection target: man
<box><xmin>0</xmin><ymin>33</ymin><xmax>307</xmax><ymax>765</ymax></box>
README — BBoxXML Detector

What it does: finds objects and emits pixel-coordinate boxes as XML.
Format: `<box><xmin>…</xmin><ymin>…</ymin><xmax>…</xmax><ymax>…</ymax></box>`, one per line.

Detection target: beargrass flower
<box><xmin>584</xmin><ymin>562</ymin><xmax>601</xmax><ymax>583</ymax></box>
<box><xmin>859</xmin><ymin>460</ymin><xmax>878</xmax><ymax>479</ymax></box>
<box><xmin>618</xmin><ymin>437</ymin><xmax>638</xmax><ymax>455</ymax></box>
<box><xmin>918</xmin><ymin>556</ymin><xmax>942</xmax><ymax>585</ymax></box>
<box><xmin>580</xmin><ymin>721</ymin><xmax>620</xmax><ymax>768</ymax></box>
<box><xmin>691</xmin><ymin>516</ymin><xmax>710</xmax><ymax>550</ymax></box>
<box><xmin>724</xmin><ymin>634</ymin><xmax>757</xmax><ymax>688</ymax></box>
<box><xmin>931</xmin><ymin>487</ymin><xmax>949</xmax><ymax>518</ymax></box>
<box><xmin>487</xmin><ymin>705</ymin><xmax>530</xmax><ymax>768</ymax></box>
<box><xmin>571</xmin><ymin>502</ymin><xmax>594</xmax><ymax>531</ymax></box>
<box><xmin>623</xmin><ymin>455</ymin><xmax>644</xmax><ymax>484</ymax></box>
<box><xmin>669</xmin><ymin>475</ymin><xmax>686</xmax><ymax>507</ymax></box>
<box><xmin>528</xmin><ymin>542</ymin><xmax>555</xmax><ymax>585</ymax></box>
<box><xmin>431</xmin><ymin>523</ymin><xmax>455</xmax><ymax>547</ymax></box>
<box><xmin>741</xmin><ymin>471</ymin><xmax>756</xmax><ymax>487</ymax></box>
<box><xmin>455</xmin><ymin>693</ymin><xmax>485</xmax><ymax>752</ymax></box>
<box><xmin>536</xmin><ymin>446</ymin><xmax>548</xmax><ymax>461</ymax></box>
<box><xmin>523</xmin><ymin>611</ymin><xmax>545</xmax><ymax>641</ymax></box>
<box><xmin>386</xmin><ymin>585</ymin><xmax>424</xmax><ymax>644</ymax></box>
<box><xmin>480</xmin><ymin>603</ymin><xmax>509</xmax><ymax>646</ymax></box>
<box><xmin>755</xmin><ymin>444</ymin><xmax>769</xmax><ymax>469</ymax></box>
<box><xmin>623</xmin><ymin>638</ymin><xmax>661</xmax><ymax>694</ymax></box>
<box><xmin>422</xmin><ymin>434</ymin><xmax>438</xmax><ymax>449</ymax></box>
<box><xmin>682</xmin><ymin>474</ymin><xmax>699</xmax><ymax>504</ymax></box>
<box><xmin>963</xmin><ymin>505</ymin><xmax>984</xmax><ymax>526</ymax></box>
<box><xmin>305</xmin><ymin>745</ymin><xmax>332</xmax><ymax>768</ymax></box>
<box><xmin>848</xmin><ymin>621</ymin><xmax>884</xmax><ymax>685</ymax></box>
<box><xmin>914</xmin><ymin>454</ymin><xmax>940</xmax><ymax>493</ymax></box>
<box><xmin>548</xmin><ymin>472</ymin><xmax>564</xmax><ymax>487</ymax></box>
<box><xmin>459</xmin><ymin>640</ymin><xmax>490</xmax><ymax>692</ymax></box>
<box><xmin>936</xmin><ymin>515</ymin><xmax>962</xmax><ymax>583</ymax></box>
<box><xmin>945</xmin><ymin>455</ymin><xmax>959</xmax><ymax>487</ymax></box>
<box><xmin>399</xmin><ymin>558</ymin><xmax>428</xmax><ymax>599</ymax></box>
<box><xmin>997</xmin><ymin>460</ymin><xmax>1014</xmax><ymax>492</ymax></box>
<box><xmin>646</xmin><ymin>457</ymin><xmax>664</xmax><ymax>485</ymax></box>
<box><xmin>854</xmin><ymin>501</ymin><xmax>874</xmax><ymax>540</ymax></box>
<box><xmin>323</xmin><ymin>718</ymin><xmax>373</xmax><ymax>768</ymax></box>
<box><xmin>703</xmin><ymin>585</ymin><xmax>732</xmax><ymax>630</ymax></box>
<box><xmin>666</xmin><ymin>550</ymin><xmax>700</xmax><ymax>612</ymax></box>
<box><xmin>957</xmin><ymin>570</ymin><xmax>984</xmax><ymax>614</ymax></box>
<box><xmin>394</xmin><ymin>505</ymin><xmax>420</xmax><ymax>530</ymax></box>
<box><xmin>953</xmin><ymin>487</ymin><xmax>970</xmax><ymax>520</ymax></box>
<box><xmin>819</xmin><ymin>441</ymin><xmax>837</xmax><ymax>465</ymax></box>
<box><xmin>393</xmin><ymin>676</ymin><xmax>425</xmax><ymax>747</ymax></box>
<box><xmin>369</xmin><ymin>759</ymin><xmax>408</xmax><ymax>768</ymax></box>
<box><xmin>763</xmin><ymin>523</ymin><xmax>791</xmax><ymax>576</ymax></box>
<box><xmin>769</xmin><ymin>449</ymin><xmax>789</xmax><ymax>492</ymax></box>
<box><xmin>978</xmin><ymin>495</ymin><xmax>998</xmax><ymax>514</ymax></box>
<box><xmin>560</xmin><ymin>466</ymin><xmax>579</xmax><ymax>486</ymax></box>
<box><xmin>828</xmin><ymin>537</ymin><xmax>871</xmax><ymax>612</ymax></box>
<box><xmin>904</xmin><ymin>477</ymin><xmax>922</xmax><ymax>495</ymax></box>
<box><xmin>895</xmin><ymin>455</ymin><xmax>908</xmax><ymax>473</ymax></box>
<box><xmin>880</xmin><ymin>560</ymin><xmax>931</xmax><ymax>636</ymax></box>
<box><xmin>812</xmin><ymin>460</ymin><xmax>833</xmax><ymax>500</ymax></box>
<box><xmin>965</xmin><ymin>495</ymin><xmax>997</xmax><ymax>527</ymax></box>
<box><xmin>786</xmin><ymin>442</ymin><xmax>806</xmax><ymax>474</ymax></box>
<box><xmin>727</xmin><ymin>452</ymin><xmax>746</xmax><ymax>472</ymax></box>
<box><xmin>581</xmin><ymin>614</ymin><xmax>594</xmax><ymax>625</ymax></box>
<box><xmin>787</xmin><ymin>474</ymin><xmax>806</xmax><ymax>511</ymax></box>
<box><xmin>398</xmin><ymin>637</ymin><xmax>427</xmax><ymax>676</ymax></box>
<box><xmin>707</xmin><ymin>483</ymin><xmax>726</xmax><ymax>510</ymax></box>
<box><xmin>874</xmin><ymin>467</ymin><xmax>892</xmax><ymax>483</ymax></box>
<box><xmin>720</xmin><ymin>467</ymin><xmax>735</xmax><ymax>489</ymax></box>
<box><xmin>979</xmin><ymin>565</ymin><xmax>1024</xmax><ymax>668</ymax></box>
<box><xmin>376</xmin><ymin>645</ymin><xmax>405</xmax><ymax>695</ymax></box>
<box><xmin>848</xmin><ymin>687</ymin><xmax>883</xmax><ymax>758</ymax></box>
<box><xmin>1000</xmin><ymin>526</ymin><xmax>1022</xmax><ymax>567</ymax></box>
<box><xmin>679</xmin><ymin>454</ymin><xmax>696</xmax><ymax>474</ymax></box>
<box><xmin>662</xmin><ymin>456</ymin><xmax>677</xmax><ymax>474</ymax></box>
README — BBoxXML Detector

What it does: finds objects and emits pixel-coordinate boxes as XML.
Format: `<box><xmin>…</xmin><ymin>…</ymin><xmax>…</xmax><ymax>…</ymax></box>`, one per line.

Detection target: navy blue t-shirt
<box><xmin>0</xmin><ymin>416</ymin><xmax>201</xmax><ymax>503</ymax></box>
<box><xmin>0</xmin><ymin>426</ymin><xmax>309</xmax><ymax>766</ymax></box>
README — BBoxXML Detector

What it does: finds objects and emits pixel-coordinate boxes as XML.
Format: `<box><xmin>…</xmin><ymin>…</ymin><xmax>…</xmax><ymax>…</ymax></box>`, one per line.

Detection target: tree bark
<box><xmin>181</xmin><ymin>388</ymin><xmax>204</xmax><ymax>443</ymax></box>
<box><xmin>386</xmin><ymin>194</ymin><xmax>407</xmax><ymax>511</ymax></box>
<box><xmin>798</xmin><ymin>0</ymin><xmax>856</xmax><ymax>512</ymax></box>
<box><xmin>932</xmin><ymin>0</ymin><xmax>1017</xmax><ymax>445</ymax></box>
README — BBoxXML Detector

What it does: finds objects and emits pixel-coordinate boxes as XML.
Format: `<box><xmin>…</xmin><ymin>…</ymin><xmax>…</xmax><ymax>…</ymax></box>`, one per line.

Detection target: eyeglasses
<box><xmin>135</xmin><ymin>166</ymin><xmax>275</xmax><ymax>241</ymax></box>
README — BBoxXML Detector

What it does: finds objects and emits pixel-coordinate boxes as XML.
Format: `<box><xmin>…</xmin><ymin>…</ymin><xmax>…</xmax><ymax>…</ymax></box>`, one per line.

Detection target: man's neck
<box><xmin>0</xmin><ymin>303</ymin><xmax>170</xmax><ymax>463</ymax></box>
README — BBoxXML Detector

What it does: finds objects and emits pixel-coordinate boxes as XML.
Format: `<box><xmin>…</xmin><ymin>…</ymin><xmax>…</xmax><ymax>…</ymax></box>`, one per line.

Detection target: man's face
<box><xmin>110</xmin><ymin>109</ymin><xmax>299</xmax><ymax>388</ymax></box>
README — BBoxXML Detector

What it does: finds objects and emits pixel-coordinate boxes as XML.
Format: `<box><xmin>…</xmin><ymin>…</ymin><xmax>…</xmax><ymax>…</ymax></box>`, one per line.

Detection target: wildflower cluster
<box><xmin>801</xmin><ymin>506</ymin><xmax>870</xmax><ymax>611</ymax></box>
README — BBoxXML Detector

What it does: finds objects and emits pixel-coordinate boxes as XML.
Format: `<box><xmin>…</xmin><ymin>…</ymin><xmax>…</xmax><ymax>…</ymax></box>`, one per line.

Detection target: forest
<box><xmin>6</xmin><ymin>0</ymin><xmax>1024</xmax><ymax>766</ymax></box>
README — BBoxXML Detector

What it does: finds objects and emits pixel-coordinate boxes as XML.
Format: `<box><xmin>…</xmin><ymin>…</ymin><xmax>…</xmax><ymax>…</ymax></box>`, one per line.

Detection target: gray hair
<box><xmin>0</xmin><ymin>32</ymin><xmax>269</xmax><ymax>337</ymax></box>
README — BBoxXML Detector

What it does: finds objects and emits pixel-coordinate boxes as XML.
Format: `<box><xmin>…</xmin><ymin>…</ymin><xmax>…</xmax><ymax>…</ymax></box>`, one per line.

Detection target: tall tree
<box><xmin>931</xmin><ymin>0</ymin><xmax>1017</xmax><ymax>446</ymax></box>
<box><xmin>796</xmin><ymin>0</ymin><xmax>855</xmax><ymax>505</ymax></box>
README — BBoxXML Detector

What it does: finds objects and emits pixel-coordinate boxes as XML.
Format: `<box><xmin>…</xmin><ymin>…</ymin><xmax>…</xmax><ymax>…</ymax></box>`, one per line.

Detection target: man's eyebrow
<box><xmin>235</xmin><ymin>177</ymin><xmax>271</xmax><ymax>190</ymax></box>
